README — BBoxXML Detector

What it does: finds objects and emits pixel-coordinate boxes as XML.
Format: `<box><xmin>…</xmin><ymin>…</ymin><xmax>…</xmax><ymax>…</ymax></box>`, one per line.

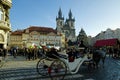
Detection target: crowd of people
<box><xmin>0</xmin><ymin>47</ymin><xmax>43</xmax><ymax>61</ymax></box>
<box><xmin>3</xmin><ymin>46</ymin><xmax>62</xmax><ymax>61</ymax></box>
<box><xmin>107</xmin><ymin>46</ymin><xmax>120</xmax><ymax>59</ymax></box>
<box><xmin>0</xmin><ymin>45</ymin><xmax>120</xmax><ymax>63</ymax></box>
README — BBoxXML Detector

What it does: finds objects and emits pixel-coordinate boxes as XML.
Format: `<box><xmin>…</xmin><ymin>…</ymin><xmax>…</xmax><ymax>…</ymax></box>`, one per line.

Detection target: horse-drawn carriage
<box><xmin>36</xmin><ymin>47</ymin><xmax>106</xmax><ymax>80</ymax></box>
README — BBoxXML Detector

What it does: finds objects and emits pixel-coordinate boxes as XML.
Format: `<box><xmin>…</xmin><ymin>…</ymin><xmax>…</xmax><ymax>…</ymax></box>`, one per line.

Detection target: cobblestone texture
<box><xmin>1</xmin><ymin>56</ymin><xmax>38</xmax><ymax>69</ymax></box>
<box><xmin>0</xmin><ymin>55</ymin><xmax>120</xmax><ymax>80</ymax></box>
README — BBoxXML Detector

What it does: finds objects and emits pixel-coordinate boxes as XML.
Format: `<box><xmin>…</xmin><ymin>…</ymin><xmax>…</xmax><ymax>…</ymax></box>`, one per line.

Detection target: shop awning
<box><xmin>94</xmin><ymin>38</ymin><xmax>119</xmax><ymax>47</ymax></box>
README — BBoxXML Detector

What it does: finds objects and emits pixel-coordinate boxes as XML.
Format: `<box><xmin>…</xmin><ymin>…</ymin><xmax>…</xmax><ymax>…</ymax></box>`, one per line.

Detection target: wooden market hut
<box><xmin>94</xmin><ymin>38</ymin><xmax>120</xmax><ymax>47</ymax></box>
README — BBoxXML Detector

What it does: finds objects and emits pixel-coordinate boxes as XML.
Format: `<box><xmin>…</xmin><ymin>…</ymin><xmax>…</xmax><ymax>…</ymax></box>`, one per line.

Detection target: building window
<box><xmin>0</xmin><ymin>9</ymin><xmax>3</xmax><ymax>20</ymax></box>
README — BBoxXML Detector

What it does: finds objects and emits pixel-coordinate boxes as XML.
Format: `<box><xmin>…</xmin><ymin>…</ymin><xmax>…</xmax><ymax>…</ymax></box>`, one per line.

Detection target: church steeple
<box><xmin>58</xmin><ymin>8</ymin><xmax>62</xmax><ymax>18</ymax></box>
<box><xmin>65</xmin><ymin>9</ymin><xmax>75</xmax><ymax>29</ymax></box>
<box><xmin>56</xmin><ymin>8</ymin><xmax>76</xmax><ymax>42</ymax></box>
<box><xmin>69</xmin><ymin>9</ymin><xmax>72</xmax><ymax>19</ymax></box>
<box><xmin>56</xmin><ymin>8</ymin><xmax>64</xmax><ymax>33</ymax></box>
<box><xmin>56</xmin><ymin>8</ymin><xmax>64</xmax><ymax>20</ymax></box>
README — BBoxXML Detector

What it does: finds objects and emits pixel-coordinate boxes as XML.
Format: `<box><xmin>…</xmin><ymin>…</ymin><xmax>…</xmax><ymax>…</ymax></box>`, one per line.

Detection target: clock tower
<box><xmin>0</xmin><ymin>0</ymin><xmax>12</xmax><ymax>49</ymax></box>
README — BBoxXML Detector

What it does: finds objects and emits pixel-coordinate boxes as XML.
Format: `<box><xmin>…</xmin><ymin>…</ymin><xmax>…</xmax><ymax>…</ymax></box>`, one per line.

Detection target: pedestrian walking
<box><xmin>38</xmin><ymin>48</ymin><xmax>42</xmax><ymax>58</ymax></box>
<box><xmin>13</xmin><ymin>48</ymin><xmax>17</xmax><ymax>58</ymax></box>
<box><xmin>33</xmin><ymin>48</ymin><xmax>38</xmax><ymax>60</ymax></box>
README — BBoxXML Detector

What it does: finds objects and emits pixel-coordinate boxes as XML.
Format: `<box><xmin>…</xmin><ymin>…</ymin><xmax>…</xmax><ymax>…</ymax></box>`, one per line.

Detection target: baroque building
<box><xmin>0</xmin><ymin>0</ymin><xmax>12</xmax><ymax>49</ymax></box>
<box><xmin>9</xmin><ymin>26</ymin><xmax>65</xmax><ymax>48</ymax></box>
<box><xmin>56</xmin><ymin>8</ymin><xmax>76</xmax><ymax>42</ymax></box>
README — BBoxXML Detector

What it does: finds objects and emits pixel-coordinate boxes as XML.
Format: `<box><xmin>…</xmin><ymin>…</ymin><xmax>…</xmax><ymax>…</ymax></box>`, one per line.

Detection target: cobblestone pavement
<box><xmin>1</xmin><ymin>56</ymin><xmax>38</xmax><ymax>69</ymax></box>
<box><xmin>79</xmin><ymin>57</ymin><xmax>120</xmax><ymax>80</ymax></box>
<box><xmin>0</xmin><ymin>56</ymin><xmax>84</xmax><ymax>80</ymax></box>
<box><xmin>0</xmin><ymin>55</ymin><xmax>120</xmax><ymax>80</ymax></box>
<box><xmin>0</xmin><ymin>67</ymin><xmax>84</xmax><ymax>80</ymax></box>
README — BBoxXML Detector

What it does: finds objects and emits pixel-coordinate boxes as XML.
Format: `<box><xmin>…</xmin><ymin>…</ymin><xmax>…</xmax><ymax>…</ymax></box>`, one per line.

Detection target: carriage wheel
<box><xmin>49</xmin><ymin>60</ymin><xmax>67</xmax><ymax>80</ymax></box>
<box><xmin>36</xmin><ymin>58</ymin><xmax>50</xmax><ymax>76</ymax></box>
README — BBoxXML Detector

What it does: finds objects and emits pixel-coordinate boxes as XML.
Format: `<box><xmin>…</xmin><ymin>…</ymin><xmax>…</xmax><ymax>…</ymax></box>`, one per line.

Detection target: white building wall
<box><xmin>93</xmin><ymin>28</ymin><xmax>120</xmax><ymax>46</ymax></box>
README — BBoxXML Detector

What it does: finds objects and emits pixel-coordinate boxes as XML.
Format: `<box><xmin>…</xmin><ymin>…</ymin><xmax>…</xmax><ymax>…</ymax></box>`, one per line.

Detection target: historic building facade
<box><xmin>9</xmin><ymin>30</ymin><xmax>23</xmax><ymax>48</ymax></box>
<box><xmin>9</xmin><ymin>26</ymin><xmax>65</xmax><ymax>48</ymax></box>
<box><xmin>0</xmin><ymin>0</ymin><xmax>12</xmax><ymax>49</ymax></box>
<box><xmin>91</xmin><ymin>28</ymin><xmax>120</xmax><ymax>46</ymax></box>
<box><xmin>56</xmin><ymin>8</ymin><xmax>76</xmax><ymax>42</ymax></box>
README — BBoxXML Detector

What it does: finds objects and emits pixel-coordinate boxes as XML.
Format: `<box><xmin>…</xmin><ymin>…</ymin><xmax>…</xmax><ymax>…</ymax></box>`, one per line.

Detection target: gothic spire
<box><xmin>69</xmin><ymin>9</ymin><xmax>72</xmax><ymax>19</ymax></box>
<box><xmin>56</xmin><ymin>8</ymin><xmax>64</xmax><ymax>20</ymax></box>
<box><xmin>58</xmin><ymin>8</ymin><xmax>62</xmax><ymax>18</ymax></box>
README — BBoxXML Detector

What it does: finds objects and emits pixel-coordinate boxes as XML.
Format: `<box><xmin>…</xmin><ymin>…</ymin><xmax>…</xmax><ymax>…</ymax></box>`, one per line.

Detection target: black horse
<box><xmin>92</xmin><ymin>49</ymin><xmax>106</xmax><ymax>68</ymax></box>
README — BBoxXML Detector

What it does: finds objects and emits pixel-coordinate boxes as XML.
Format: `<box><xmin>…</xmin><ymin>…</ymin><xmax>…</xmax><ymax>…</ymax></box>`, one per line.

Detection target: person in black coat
<box><xmin>47</xmin><ymin>48</ymin><xmax>59</xmax><ymax>59</ymax></box>
<box><xmin>66</xmin><ymin>49</ymin><xmax>75</xmax><ymax>62</ymax></box>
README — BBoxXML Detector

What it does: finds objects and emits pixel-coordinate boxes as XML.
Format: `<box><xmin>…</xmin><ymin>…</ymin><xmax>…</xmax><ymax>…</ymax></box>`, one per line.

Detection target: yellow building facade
<box><xmin>9</xmin><ymin>26</ymin><xmax>66</xmax><ymax>49</ymax></box>
<box><xmin>9</xmin><ymin>30</ymin><xmax>23</xmax><ymax>48</ymax></box>
<box><xmin>0</xmin><ymin>0</ymin><xmax>12</xmax><ymax>49</ymax></box>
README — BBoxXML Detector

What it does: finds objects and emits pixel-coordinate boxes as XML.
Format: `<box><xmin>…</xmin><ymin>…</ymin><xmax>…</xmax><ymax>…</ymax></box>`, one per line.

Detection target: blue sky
<box><xmin>10</xmin><ymin>0</ymin><xmax>120</xmax><ymax>37</ymax></box>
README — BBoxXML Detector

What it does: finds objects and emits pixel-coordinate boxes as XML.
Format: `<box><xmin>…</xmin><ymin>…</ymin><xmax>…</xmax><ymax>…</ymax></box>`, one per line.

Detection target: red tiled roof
<box><xmin>28</xmin><ymin>26</ymin><xmax>57</xmax><ymax>34</ymax></box>
<box><xmin>11</xmin><ymin>26</ymin><xmax>57</xmax><ymax>35</ymax></box>
<box><xmin>11</xmin><ymin>30</ymin><xmax>23</xmax><ymax>35</ymax></box>
<box><xmin>94</xmin><ymin>38</ymin><xmax>119</xmax><ymax>47</ymax></box>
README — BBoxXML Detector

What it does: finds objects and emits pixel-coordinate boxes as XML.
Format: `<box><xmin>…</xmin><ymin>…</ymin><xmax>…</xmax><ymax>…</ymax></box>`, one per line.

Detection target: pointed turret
<box><xmin>56</xmin><ymin>8</ymin><xmax>64</xmax><ymax>20</ymax></box>
<box><xmin>69</xmin><ymin>9</ymin><xmax>72</xmax><ymax>19</ymax></box>
<box><xmin>65</xmin><ymin>9</ymin><xmax>75</xmax><ymax>29</ymax></box>
<box><xmin>58</xmin><ymin>8</ymin><xmax>62</xmax><ymax>18</ymax></box>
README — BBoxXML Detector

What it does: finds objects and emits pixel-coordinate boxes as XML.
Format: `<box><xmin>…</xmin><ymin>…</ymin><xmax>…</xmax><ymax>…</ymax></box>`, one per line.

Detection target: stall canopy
<box><xmin>94</xmin><ymin>38</ymin><xmax>119</xmax><ymax>47</ymax></box>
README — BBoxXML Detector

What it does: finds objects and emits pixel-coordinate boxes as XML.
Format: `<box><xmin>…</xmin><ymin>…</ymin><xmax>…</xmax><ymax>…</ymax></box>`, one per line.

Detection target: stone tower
<box><xmin>64</xmin><ymin>9</ymin><xmax>75</xmax><ymax>41</ymax></box>
<box><xmin>56</xmin><ymin>8</ymin><xmax>76</xmax><ymax>42</ymax></box>
<box><xmin>0</xmin><ymin>0</ymin><xmax>12</xmax><ymax>48</ymax></box>
<box><xmin>56</xmin><ymin>8</ymin><xmax>64</xmax><ymax>33</ymax></box>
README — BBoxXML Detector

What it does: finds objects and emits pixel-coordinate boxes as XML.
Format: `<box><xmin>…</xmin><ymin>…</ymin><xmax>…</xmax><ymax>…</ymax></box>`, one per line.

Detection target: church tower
<box><xmin>64</xmin><ymin>9</ymin><xmax>75</xmax><ymax>41</ymax></box>
<box><xmin>66</xmin><ymin>9</ymin><xmax>75</xmax><ymax>29</ymax></box>
<box><xmin>56</xmin><ymin>8</ymin><xmax>64</xmax><ymax>33</ymax></box>
<box><xmin>56</xmin><ymin>8</ymin><xmax>76</xmax><ymax>42</ymax></box>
